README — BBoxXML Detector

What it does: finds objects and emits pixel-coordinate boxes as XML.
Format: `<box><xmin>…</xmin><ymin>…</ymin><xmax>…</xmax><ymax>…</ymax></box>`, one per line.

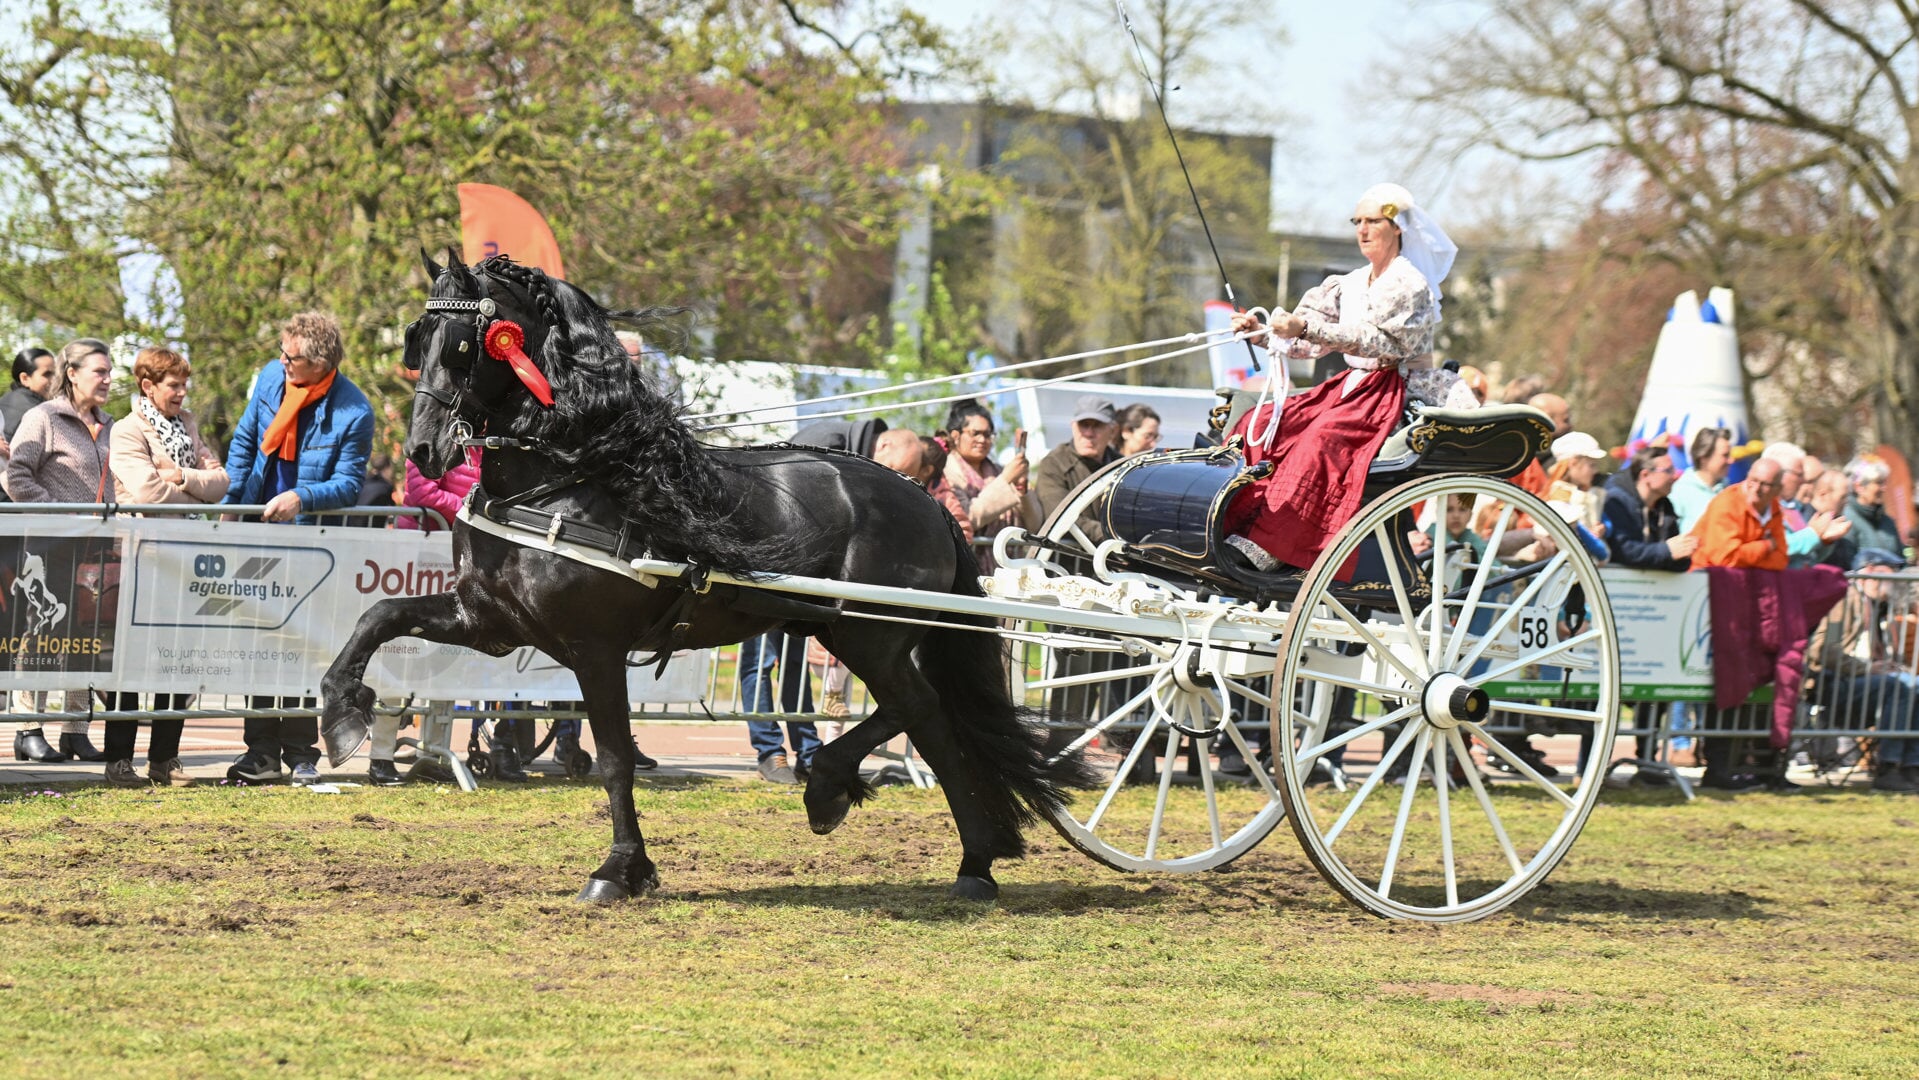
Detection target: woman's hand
<box><xmin>1269</xmin><ymin>312</ymin><xmax>1307</xmax><ymax>339</ymax></box>
<box><xmin>1229</xmin><ymin>311</ymin><xmax>1269</xmax><ymax>348</ymax></box>
<box><xmin>1002</xmin><ymin>451</ymin><xmax>1029</xmax><ymax>491</ymax></box>
<box><xmin>159</xmin><ymin>464</ymin><xmax>186</xmax><ymax>487</ymax></box>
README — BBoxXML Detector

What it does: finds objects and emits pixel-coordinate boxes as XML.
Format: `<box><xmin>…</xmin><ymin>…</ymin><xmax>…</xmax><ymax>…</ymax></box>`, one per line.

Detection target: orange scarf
<box><xmin>263</xmin><ymin>370</ymin><xmax>335</xmax><ymax>462</ymax></box>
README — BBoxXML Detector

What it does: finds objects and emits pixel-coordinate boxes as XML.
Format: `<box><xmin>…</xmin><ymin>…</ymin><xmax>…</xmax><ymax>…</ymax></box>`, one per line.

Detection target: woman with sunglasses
<box><xmin>1221</xmin><ymin>183</ymin><xmax>1478</xmax><ymax>581</ymax></box>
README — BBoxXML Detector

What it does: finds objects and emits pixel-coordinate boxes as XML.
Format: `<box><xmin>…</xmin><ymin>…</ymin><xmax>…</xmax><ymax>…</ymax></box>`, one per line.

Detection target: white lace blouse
<box><xmin>1269</xmin><ymin>256</ymin><xmax>1475</xmax><ymax>409</ymax></box>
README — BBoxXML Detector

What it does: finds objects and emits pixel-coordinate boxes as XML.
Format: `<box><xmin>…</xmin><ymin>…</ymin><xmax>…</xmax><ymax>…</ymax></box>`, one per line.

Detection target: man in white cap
<box><xmin>1035</xmin><ymin>394</ymin><xmax>1120</xmax><ymax>541</ymax></box>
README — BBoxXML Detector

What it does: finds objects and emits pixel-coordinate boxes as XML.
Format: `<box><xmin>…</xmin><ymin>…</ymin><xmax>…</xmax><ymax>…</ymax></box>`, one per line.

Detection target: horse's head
<box><xmin>404</xmin><ymin>249</ymin><xmax>560</xmax><ymax>478</ymax></box>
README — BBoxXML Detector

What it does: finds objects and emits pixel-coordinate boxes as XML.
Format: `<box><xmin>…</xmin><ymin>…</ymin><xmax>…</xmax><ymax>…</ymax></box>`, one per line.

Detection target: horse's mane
<box><xmin>466</xmin><ymin>257</ymin><xmax>794</xmax><ymax>576</ymax></box>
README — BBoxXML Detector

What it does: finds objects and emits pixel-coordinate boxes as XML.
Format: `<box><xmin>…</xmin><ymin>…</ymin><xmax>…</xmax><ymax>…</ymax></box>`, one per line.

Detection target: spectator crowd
<box><xmin>4</xmin><ymin>317</ymin><xmax>1917</xmax><ymax>800</ymax></box>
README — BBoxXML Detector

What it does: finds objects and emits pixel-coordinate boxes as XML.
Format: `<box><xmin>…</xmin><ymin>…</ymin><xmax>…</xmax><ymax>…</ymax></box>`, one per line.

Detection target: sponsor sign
<box><xmin>0</xmin><ymin>514</ymin><xmax>707</xmax><ymax>701</ymax></box>
<box><xmin>1482</xmin><ymin>567</ymin><xmax>1725</xmax><ymax>702</ymax></box>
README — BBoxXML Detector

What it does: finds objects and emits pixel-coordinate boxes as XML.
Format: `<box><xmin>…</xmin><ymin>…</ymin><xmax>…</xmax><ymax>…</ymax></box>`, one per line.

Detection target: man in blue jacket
<box><xmin>223</xmin><ymin>311</ymin><xmax>374</xmax><ymax>784</ymax></box>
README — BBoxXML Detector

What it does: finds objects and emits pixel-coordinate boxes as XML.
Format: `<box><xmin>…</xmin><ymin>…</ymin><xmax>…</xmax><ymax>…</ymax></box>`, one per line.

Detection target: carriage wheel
<box><xmin>1272</xmin><ymin>474</ymin><xmax>1620</xmax><ymax>922</ymax></box>
<box><xmin>1013</xmin><ymin>460</ymin><xmax>1291</xmax><ymax>873</ymax></box>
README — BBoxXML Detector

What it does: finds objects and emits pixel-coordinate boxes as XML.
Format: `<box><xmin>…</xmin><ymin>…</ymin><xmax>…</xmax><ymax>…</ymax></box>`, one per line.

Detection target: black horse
<box><xmin>320</xmin><ymin>252</ymin><xmax>1093</xmax><ymax>902</ymax></box>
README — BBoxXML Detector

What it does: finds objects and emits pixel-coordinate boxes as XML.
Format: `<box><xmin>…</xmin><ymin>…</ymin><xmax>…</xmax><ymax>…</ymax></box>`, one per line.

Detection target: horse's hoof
<box><xmin>575</xmin><ymin>878</ymin><xmax>631</xmax><ymax>905</ymax></box>
<box><xmin>320</xmin><ymin>709</ymin><xmax>369</xmax><ymax>768</ymax></box>
<box><xmin>806</xmin><ymin>791</ymin><xmax>851</xmax><ymax>836</ymax></box>
<box><xmin>949</xmin><ymin>875</ymin><xmax>999</xmax><ymax>902</ymax></box>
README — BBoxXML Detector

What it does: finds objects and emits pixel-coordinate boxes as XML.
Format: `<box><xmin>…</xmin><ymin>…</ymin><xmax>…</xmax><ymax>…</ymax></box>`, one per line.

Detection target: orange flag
<box><xmin>1877</xmin><ymin>444</ymin><xmax>1914</xmax><ymax>543</ymax></box>
<box><xmin>458</xmin><ymin>183</ymin><xmax>566</xmax><ymax>279</ymax></box>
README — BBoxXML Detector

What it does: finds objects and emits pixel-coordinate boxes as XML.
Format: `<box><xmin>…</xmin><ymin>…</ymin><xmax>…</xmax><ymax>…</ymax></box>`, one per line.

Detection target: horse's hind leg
<box><xmin>573</xmin><ymin>650</ymin><xmax>659</xmax><ymax>904</ymax></box>
<box><xmin>321</xmin><ymin>594</ymin><xmax>484</xmax><ymax>765</ymax></box>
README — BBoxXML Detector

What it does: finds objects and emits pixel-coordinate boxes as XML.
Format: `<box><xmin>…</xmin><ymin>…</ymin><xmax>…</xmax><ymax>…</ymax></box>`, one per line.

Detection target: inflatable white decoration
<box><xmin>1627</xmin><ymin>287</ymin><xmax>1748</xmax><ymax>472</ymax></box>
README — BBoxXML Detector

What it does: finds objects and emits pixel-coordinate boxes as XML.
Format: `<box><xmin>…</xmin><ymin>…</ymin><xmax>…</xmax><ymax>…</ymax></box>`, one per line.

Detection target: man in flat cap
<box><xmin>1035</xmin><ymin>394</ymin><xmax>1120</xmax><ymax>543</ymax></box>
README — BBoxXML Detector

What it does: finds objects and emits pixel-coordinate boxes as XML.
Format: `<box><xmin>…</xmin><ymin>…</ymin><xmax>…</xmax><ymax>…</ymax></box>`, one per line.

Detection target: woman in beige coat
<box><xmin>111</xmin><ymin>347</ymin><xmax>227</xmax><ymax>506</ymax></box>
<box><xmin>100</xmin><ymin>347</ymin><xmax>227</xmax><ymax>787</ymax></box>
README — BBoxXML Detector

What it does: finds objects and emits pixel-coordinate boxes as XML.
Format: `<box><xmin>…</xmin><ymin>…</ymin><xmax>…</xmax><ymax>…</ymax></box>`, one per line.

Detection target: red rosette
<box><xmin>482</xmin><ymin>319</ymin><xmax>555</xmax><ymax>407</ymax></box>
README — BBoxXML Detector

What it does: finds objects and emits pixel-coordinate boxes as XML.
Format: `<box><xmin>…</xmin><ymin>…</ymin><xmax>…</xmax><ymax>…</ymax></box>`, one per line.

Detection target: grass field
<box><xmin>1</xmin><ymin>775</ymin><xmax>1915</xmax><ymax>1078</ymax></box>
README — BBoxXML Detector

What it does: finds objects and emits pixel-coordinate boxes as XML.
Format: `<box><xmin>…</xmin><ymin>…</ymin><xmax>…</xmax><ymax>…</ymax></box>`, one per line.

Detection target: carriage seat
<box><xmin>1206</xmin><ymin>387</ymin><xmax>1551</xmax><ymax>484</ymax></box>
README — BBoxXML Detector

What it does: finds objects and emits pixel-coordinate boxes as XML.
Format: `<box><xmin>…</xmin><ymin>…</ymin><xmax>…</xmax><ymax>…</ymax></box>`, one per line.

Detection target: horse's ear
<box><xmin>420</xmin><ymin>247</ymin><xmax>445</xmax><ymax>281</ymax></box>
<box><xmin>445</xmin><ymin>244</ymin><xmax>465</xmax><ymax>271</ymax></box>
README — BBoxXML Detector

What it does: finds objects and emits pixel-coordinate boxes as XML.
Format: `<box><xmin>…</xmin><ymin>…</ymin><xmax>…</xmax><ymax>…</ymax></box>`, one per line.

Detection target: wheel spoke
<box><xmin>1221</xmin><ymin>713</ymin><xmax>1282</xmax><ymax>801</ymax></box>
<box><xmin>1143</xmin><ymin>720</ymin><xmax>1180</xmax><ymax>860</ymax></box>
<box><xmin>1378</xmin><ymin>726</ymin><xmax>1433</xmax><ymax>899</ymax></box>
<box><xmin>1447</xmin><ymin>728</ymin><xmax>1522</xmax><ymax>875</ymax></box>
<box><xmin>1068</xmin><ymin>523</ymin><xmax>1097</xmax><ymax>554</ymax></box>
<box><xmin>1219</xmin><ymin>676</ymin><xmax>1274</xmax><ymax>710</ymax></box>
<box><xmin>1294</xmin><ymin>700</ymin><xmax>1422</xmax><ymax>766</ymax></box>
<box><xmin>1461</xmin><ymin>721</ymin><xmax>1577</xmax><ymax>809</ymax></box>
<box><xmin>1469</xmin><ymin>627</ymin><xmax>1605</xmax><ymax>687</ymax></box>
<box><xmin>1085</xmin><ymin>709</ymin><xmax>1163</xmax><ymax>830</ymax></box>
<box><xmin>1196</xmin><ymin>726</ymin><xmax>1224</xmax><ymax>850</ymax></box>
<box><xmin>1373</xmin><ymin>524</ymin><xmax>1430</xmax><ymax>678</ymax></box>
<box><xmin>1454</xmin><ymin>553</ymin><xmax>1570</xmax><ymax>674</ymax></box>
<box><xmin>1321</xmin><ymin>594</ymin><xmax>1425</xmax><ymax>689</ymax></box>
<box><xmin>1323</xmin><ymin>719</ymin><xmax>1421</xmax><ymax>848</ymax></box>
<box><xmin>1294</xmin><ymin>665</ymin><xmax>1416</xmax><ymax>701</ymax></box>
<box><xmin>1428</xmin><ymin>530</ymin><xmax>1447</xmax><ymax>672</ymax></box>
<box><xmin>1433</xmin><ymin>734</ymin><xmax>1457</xmax><ymax>908</ymax></box>
<box><xmin>1046</xmin><ymin>670</ymin><xmax>1169</xmax><ymax>764</ymax></box>
<box><xmin>1444</xmin><ymin>503</ymin><xmax>1513</xmax><ymax>668</ymax></box>
<box><xmin>1484</xmin><ymin>698</ymin><xmax>1607</xmax><ymax>724</ymax></box>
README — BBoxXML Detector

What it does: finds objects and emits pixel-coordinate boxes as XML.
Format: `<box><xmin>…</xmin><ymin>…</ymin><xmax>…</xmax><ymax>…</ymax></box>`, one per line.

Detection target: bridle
<box><xmin>407</xmin><ymin>273</ymin><xmax>556</xmax><ymax>453</ymax></box>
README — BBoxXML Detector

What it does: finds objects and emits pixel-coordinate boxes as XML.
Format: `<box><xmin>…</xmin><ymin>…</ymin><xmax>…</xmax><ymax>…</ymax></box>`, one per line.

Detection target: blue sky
<box><xmin>905</xmin><ymin>0</ymin><xmax>1462</xmax><ymax>233</ymax></box>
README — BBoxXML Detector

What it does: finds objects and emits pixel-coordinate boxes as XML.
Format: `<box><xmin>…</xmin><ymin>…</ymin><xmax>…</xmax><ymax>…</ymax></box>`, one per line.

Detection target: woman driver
<box><xmin>1221</xmin><ymin>182</ymin><xmax>1474</xmax><ymax>580</ymax></box>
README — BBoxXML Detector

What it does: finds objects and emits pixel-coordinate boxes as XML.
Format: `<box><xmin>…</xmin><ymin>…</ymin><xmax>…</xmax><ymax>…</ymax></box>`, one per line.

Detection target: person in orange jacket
<box><xmin>1691</xmin><ymin>457</ymin><xmax>1788</xmax><ymax>570</ymax></box>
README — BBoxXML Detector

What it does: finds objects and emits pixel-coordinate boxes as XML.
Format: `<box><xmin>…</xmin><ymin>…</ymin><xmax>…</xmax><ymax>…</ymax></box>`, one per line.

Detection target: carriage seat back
<box><xmin>1206</xmin><ymin>387</ymin><xmax>1552</xmax><ymax>484</ymax></box>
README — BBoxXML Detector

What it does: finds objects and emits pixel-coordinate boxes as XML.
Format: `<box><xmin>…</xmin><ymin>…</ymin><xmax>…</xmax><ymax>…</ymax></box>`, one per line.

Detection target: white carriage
<box><xmin>625</xmin><ymin>398</ymin><xmax>1618</xmax><ymax>923</ymax></box>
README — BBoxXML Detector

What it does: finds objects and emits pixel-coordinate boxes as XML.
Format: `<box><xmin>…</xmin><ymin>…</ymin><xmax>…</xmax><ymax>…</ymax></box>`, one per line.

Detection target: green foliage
<box><xmin>805</xmin><ymin>263</ymin><xmax>993</xmax><ymax>436</ymax></box>
<box><xmin>0</xmin><ymin>0</ymin><xmax>937</xmax><ymax>446</ymax></box>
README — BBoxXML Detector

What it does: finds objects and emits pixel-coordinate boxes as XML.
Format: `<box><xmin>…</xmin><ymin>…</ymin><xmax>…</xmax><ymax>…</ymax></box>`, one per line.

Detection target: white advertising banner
<box><xmin>0</xmin><ymin>514</ymin><xmax>708</xmax><ymax>701</ymax></box>
<box><xmin>1482</xmin><ymin>566</ymin><xmax>1716</xmax><ymax>700</ymax></box>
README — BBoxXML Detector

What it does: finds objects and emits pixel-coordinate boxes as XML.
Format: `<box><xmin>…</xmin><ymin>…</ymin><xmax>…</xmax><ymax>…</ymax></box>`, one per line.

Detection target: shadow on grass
<box><xmin>1512</xmin><ymin>879</ymin><xmax>1775</xmax><ymax>922</ymax></box>
<box><xmin>679</xmin><ymin>879</ymin><xmax>1168</xmax><ymax>921</ymax></box>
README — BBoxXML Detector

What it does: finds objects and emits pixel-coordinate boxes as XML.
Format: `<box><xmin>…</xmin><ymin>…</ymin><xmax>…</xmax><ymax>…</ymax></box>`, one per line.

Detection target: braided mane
<box><xmin>467</xmin><ymin>257</ymin><xmax>792</xmax><ymax>576</ymax></box>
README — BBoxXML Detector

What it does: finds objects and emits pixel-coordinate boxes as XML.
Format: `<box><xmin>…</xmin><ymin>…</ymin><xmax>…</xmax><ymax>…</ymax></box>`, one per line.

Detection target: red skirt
<box><xmin>1223</xmin><ymin>369</ymin><xmax>1406</xmax><ymax>574</ymax></box>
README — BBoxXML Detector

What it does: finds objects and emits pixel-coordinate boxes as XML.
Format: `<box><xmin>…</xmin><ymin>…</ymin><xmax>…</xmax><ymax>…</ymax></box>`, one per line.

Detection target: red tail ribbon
<box><xmin>482</xmin><ymin>320</ymin><xmax>555</xmax><ymax>407</ymax></box>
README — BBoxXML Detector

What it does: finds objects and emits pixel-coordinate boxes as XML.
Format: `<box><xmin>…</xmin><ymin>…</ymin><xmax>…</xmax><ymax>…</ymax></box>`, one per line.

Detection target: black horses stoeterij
<box><xmin>320</xmin><ymin>252</ymin><xmax>1094</xmax><ymax>903</ymax></box>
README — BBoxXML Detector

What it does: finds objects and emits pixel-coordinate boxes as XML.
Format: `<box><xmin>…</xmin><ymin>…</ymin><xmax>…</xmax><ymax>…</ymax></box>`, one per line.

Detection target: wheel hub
<box><xmin>1421</xmin><ymin>672</ymin><xmax>1489</xmax><ymax>729</ymax></box>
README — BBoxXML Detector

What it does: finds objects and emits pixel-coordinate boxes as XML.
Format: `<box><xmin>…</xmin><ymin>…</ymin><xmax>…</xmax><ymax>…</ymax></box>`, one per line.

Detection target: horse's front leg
<box><xmin>573</xmin><ymin>650</ymin><xmax>660</xmax><ymax>904</ymax></box>
<box><xmin>321</xmin><ymin>593</ymin><xmax>485</xmax><ymax>765</ymax></box>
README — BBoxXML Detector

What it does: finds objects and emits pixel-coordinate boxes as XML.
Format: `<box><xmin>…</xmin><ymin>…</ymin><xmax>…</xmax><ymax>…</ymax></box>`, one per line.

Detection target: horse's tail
<box><xmin>914</xmin><ymin>519</ymin><xmax>1099</xmax><ymax>858</ymax></box>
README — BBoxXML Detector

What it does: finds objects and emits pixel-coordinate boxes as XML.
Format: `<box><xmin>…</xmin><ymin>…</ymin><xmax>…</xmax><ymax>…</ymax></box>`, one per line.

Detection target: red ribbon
<box><xmin>482</xmin><ymin>320</ymin><xmax>554</xmax><ymax>407</ymax></box>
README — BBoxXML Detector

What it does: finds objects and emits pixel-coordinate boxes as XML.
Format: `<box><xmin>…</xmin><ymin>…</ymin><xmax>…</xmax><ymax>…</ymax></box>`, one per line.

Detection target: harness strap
<box><xmin>468</xmin><ymin>482</ymin><xmax>644</xmax><ymax>562</ymax></box>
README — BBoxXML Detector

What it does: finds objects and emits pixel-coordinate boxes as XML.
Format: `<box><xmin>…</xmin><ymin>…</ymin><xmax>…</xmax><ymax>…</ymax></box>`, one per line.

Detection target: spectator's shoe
<box><xmin>366</xmin><ymin>759</ymin><xmax>404</xmax><ymax>787</ymax></box>
<box><xmin>103</xmin><ymin>758</ymin><xmax>147</xmax><ymax>788</ymax></box>
<box><xmin>1699</xmin><ymin>770</ymin><xmax>1766</xmax><ymax>792</ymax></box>
<box><xmin>632</xmin><ymin>740</ymin><xmax>659</xmax><ymax>773</ymax></box>
<box><xmin>757</xmin><ymin>753</ymin><xmax>800</xmax><ymax>785</ymax></box>
<box><xmin>13</xmin><ymin>729</ymin><xmax>68</xmax><ymax>763</ymax></box>
<box><xmin>289</xmin><ymin>762</ymin><xmax>322</xmax><ymax>786</ymax></box>
<box><xmin>227</xmin><ymin>752</ymin><xmax>284</xmax><ymax>783</ymax></box>
<box><xmin>820</xmin><ymin>690</ymin><xmax>851</xmax><ymax>719</ymax></box>
<box><xmin>1216</xmin><ymin>749</ymin><xmax>1252</xmax><ymax>777</ymax></box>
<box><xmin>492</xmin><ymin>743</ymin><xmax>530</xmax><ymax>783</ymax></box>
<box><xmin>1871</xmin><ymin>765</ymin><xmax>1919</xmax><ymax>793</ymax></box>
<box><xmin>147</xmin><ymin>757</ymin><xmax>192</xmax><ymax>788</ymax></box>
<box><xmin>1762</xmin><ymin>773</ymin><xmax>1805</xmax><ymax>793</ymax></box>
<box><xmin>59</xmin><ymin>732</ymin><xmax>108</xmax><ymax>763</ymax></box>
<box><xmin>1489</xmin><ymin>744</ymin><xmax>1561</xmax><ymax>779</ymax></box>
<box><xmin>408</xmin><ymin>757</ymin><xmax>455</xmax><ymax>784</ymax></box>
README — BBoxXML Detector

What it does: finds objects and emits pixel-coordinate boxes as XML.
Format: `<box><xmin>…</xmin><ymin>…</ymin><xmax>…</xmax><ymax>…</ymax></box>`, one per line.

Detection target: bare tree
<box><xmin>1410</xmin><ymin>0</ymin><xmax>1917</xmax><ymax>458</ymax></box>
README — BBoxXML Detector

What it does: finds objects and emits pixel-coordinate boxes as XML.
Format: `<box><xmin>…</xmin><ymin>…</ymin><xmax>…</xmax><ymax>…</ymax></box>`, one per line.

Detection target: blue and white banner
<box><xmin>0</xmin><ymin>514</ymin><xmax>708</xmax><ymax>701</ymax></box>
